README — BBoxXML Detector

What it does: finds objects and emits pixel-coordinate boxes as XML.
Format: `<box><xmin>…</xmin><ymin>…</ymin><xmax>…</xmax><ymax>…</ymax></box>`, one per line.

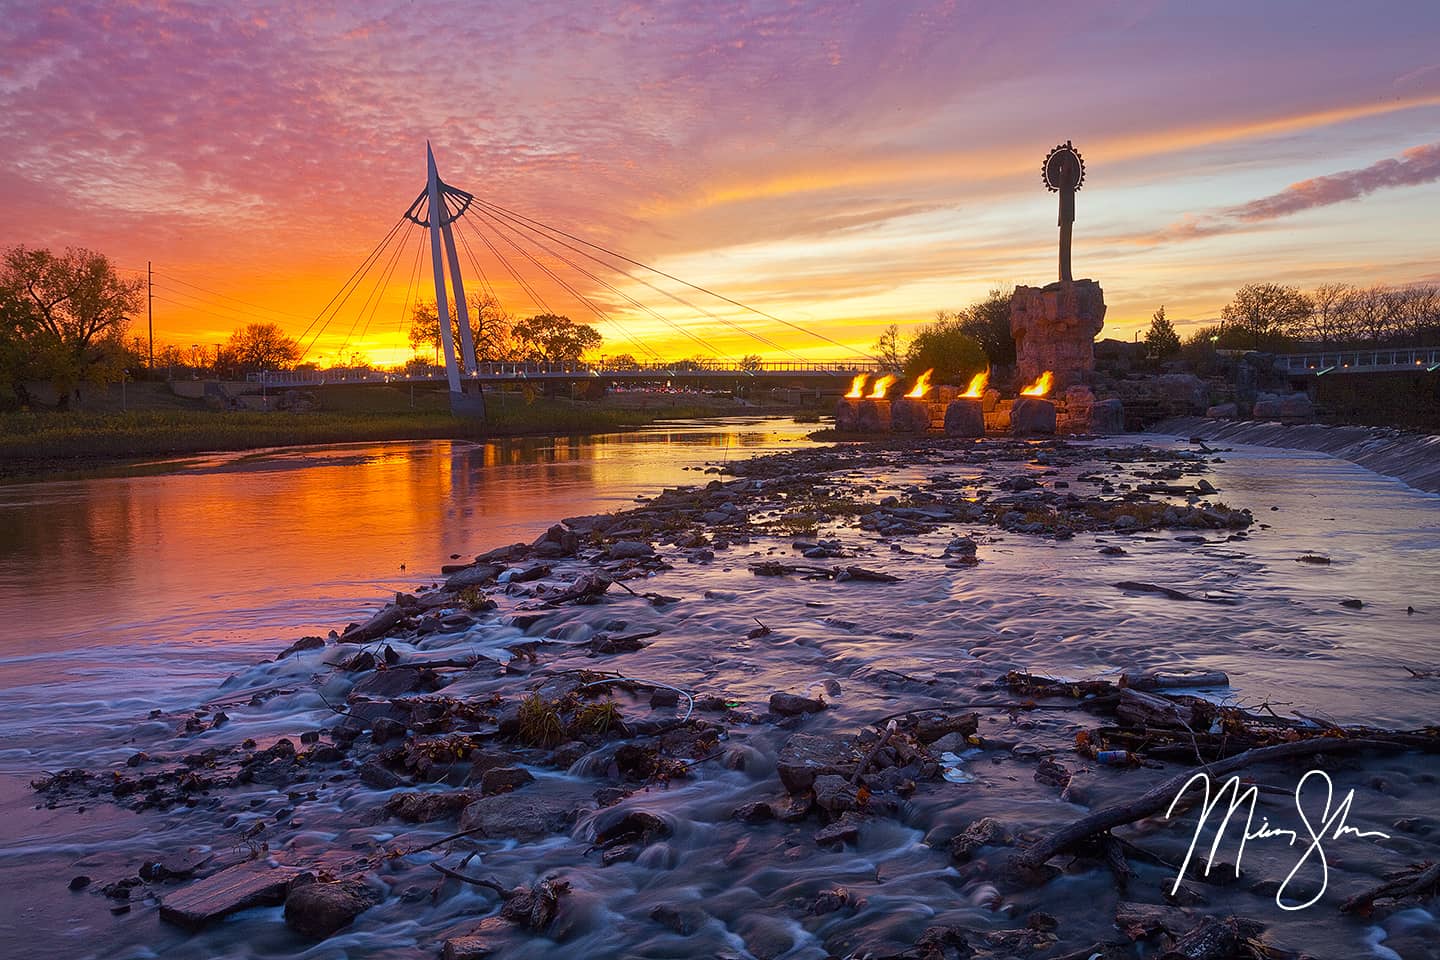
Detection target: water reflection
<box><xmin>0</xmin><ymin>419</ymin><xmax>815</xmax><ymax>682</ymax></box>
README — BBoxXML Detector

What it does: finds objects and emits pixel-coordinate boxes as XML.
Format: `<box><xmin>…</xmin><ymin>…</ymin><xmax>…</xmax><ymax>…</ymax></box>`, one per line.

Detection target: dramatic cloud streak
<box><xmin>1228</xmin><ymin>142</ymin><xmax>1440</xmax><ymax>221</ymax></box>
<box><xmin>1150</xmin><ymin>142</ymin><xmax>1440</xmax><ymax>244</ymax></box>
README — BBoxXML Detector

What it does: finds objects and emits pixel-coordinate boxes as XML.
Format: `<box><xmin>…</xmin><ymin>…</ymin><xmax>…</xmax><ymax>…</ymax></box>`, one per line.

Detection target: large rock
<box><xmin>1253</xmin><ymin>392</ymin><xmax>1314</xmax><ymax>422</ymax></box>
<box><xmin>1156</xmin><ymin>373</ymin><xmax>1210</xmax><ymax>414</ymax></box>
<box><xmin>284</xmin><ymin>879</ymin><xmax>381</xmax><ymax>939</ymax></box>
<box><xmin>777</xmin><ymin>733</ymin><xmax>855</xmax><ymax>792</ymax></box>
<box><xmin>1010</xmin><ymin>397</ymin><xmax>1056</xmax><ymax>435</ymax></box>
<box><xmin>1009</xmin><ymin>280</ymin><xmax>1106</xmax><ymax>389</ymax></box>
<box><xmin>1090</xmin><ymin>398</ymin><xmax>1125</xmax><ymax>434</ymax></box>
<box><xmin>443</xmin><ymin>564</ymin><xmax>502</xmax><ymax>592</ymax></box>
<box><xmin>458</xmin><ymin>792</ymin><xmax>580</xmax><ymax>841</ymax></box>
<box><xmin>834</xmin><ymin>398</ymin><xmax>860</xmax><ymax>432</ymax></box>
<box><xmin>1205</xmin><ymin>402</ymin><xmax>1238</xmax><ymax>419</ymax></box>
<box><xmin>943</xmin><ymin>399</ymin><xmax>984</xmax><ymax>438</ymax></box>
<box><xmin>159</xmin><ymin>861</ymin><xmax>305</xmax><ymax>929</ymax></box>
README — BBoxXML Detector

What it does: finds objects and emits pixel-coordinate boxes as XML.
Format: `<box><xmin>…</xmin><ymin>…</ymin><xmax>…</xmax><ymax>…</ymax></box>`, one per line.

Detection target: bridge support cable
<box><xmin>455</xmin><ymin>211</ymin><xmax>661</xmax><ymax>363</ymax></box>
<box><xmin>467</xmin><ymin>197</ymin><xmax>877</xmax><ymax>361</ymax></box>
<box><xmin>471</xmin><ymin>200</ymin><xmax>806</xmax><ymax>362</ymax></box>
<box><xmin>336</xmin><ymin>215</ymin><xmax>414</xmax><ymax>363</ymax></box>
<box><xmin>397</xmin><ymin>226</ymin><xmax>427</xmax><ymax>341</ymax></box>
<box><xmin>467</xmin><ymin>207</ymin><xmax>714</xmax><ymax>362</ymax></box>
<box><xmin>298</xmin><ymin>214</ymin><xmax>409</xmax><ymax>360</ymax></box>
<box><xmin>453</xmin><ymin>211</ymin><xmax>662</xmax><ymax>363</ymax></box>
<box><xmin>444</xmin><ymin>193</ymin><xmax>666</xmax><ymax>365</ymax></box>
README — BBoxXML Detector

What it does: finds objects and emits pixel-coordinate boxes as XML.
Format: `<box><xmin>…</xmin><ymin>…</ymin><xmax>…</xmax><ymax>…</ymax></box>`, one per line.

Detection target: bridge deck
<box><xmin>1278</xmin><ymin>346</ymin><xmax>1440</xmax><ymax>375</ymax></box>
<box><xmin>251</xmin><ymin>360</ymin><xmax>886</xmax><ymax>386</ymax></box>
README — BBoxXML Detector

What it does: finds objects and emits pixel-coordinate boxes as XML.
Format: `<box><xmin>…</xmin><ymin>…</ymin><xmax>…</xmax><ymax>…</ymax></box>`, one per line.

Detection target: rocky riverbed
<box><xmin>18</xmin><ymin>435</ymin><xmax>1440</xmax><ymax>959</ymax></box>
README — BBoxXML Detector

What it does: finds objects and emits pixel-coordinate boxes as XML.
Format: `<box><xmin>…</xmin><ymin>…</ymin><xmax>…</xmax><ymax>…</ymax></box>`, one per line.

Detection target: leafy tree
<box><xmin>872</xmin><ymin>323</ymin><xmax>904</xmax><ymax>370</ymax></box>
<box><xmin>1144</xmin><ymin>305</ymin><xmax>1180</xmax><ymax>359</ymax></box>
<box><xmin>607</xmin><ymin>353</ymin><xmax>640</xmax><ymax>369</ymax></box>
<box><xmin>221</xmin><ymin>322</ymin><xmax>300</xmax><ymax>374</ymax></box>
<box><xmin>951</xmin><ymin>288</ymin><xmax>1016</xmax><ymax>367</ymax></box>
<box><xmin>0</xmin><ymin>245</ymin><xmax>143</xmax><ymax>407</ymax></box>
<box><xmin>739</xmin><ymin>354</ymin><xmax>763</xmax><ymax>372</ymax></box>
<box><xmin>903</xmin><ymin>314</ymin><xmax>987</xmax><ymax>384</ymax></box>
<box><xmin>513</xmin><ymin>313</ymin><xmax>602</xmax><ymax>362</ymax></box>
<box><xmin>408</xmin><ymin>293</ymin><xmax>516</xmax><ymax>365</ymax></box>
<box><xmin>1219</xmin><ymin>283</ymin><xmax>1311</xmax><ymax>350</ymax></box>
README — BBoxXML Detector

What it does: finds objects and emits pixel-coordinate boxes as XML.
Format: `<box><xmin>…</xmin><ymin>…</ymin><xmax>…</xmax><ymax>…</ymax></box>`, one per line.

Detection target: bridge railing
<box><xmin>1277</xmin><ymin>346</ymin><xmax>1440</xmax><ymax>373</ymax></box>
<box><xmin>247</xmin><ymin>359</ymin><xmax>887</xmax><ymax>386</ymax></box>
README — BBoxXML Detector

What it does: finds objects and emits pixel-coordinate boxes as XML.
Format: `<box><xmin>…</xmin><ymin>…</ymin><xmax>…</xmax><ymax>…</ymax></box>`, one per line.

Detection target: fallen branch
<box><xmin>1341</xmin><ymin>860</ymin><xmax>1440</xmax><ymax>914</ymax></box>
<box><xmin>428</xmin><ymin>862</ymin><xmax>512</xmax><ymax>897</ymax></box>
<box><xmin>1009</xmin><ymin>737</ymin><xmax>1401</xmax><ymax>876</ymax></box>
<box><xmin>850</xmin><ymin>720</ymin><xmax>898</xmax><ymax>786</ymax></box>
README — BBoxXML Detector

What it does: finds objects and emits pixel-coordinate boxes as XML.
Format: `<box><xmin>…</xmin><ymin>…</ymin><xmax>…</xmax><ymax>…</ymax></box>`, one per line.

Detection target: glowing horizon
<box><xmin>3</xmin><ymin>2</ymin><xmax>1439</xmax><ymax>368</ymax></box>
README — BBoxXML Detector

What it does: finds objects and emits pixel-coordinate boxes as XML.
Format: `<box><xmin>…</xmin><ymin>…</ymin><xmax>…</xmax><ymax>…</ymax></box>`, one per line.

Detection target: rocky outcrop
<box><xmin>1251</xmin><ymin>392</ymin><xmax>1314</xmax><ymax>422</ymax></box>
<box><xmin>1010</xmin><ymin>280</ymin><xmax>1105</xmax><ymax>389</ymax></box>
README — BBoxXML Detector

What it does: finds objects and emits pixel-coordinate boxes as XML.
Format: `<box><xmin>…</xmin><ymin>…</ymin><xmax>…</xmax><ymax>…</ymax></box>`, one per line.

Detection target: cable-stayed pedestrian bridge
<box><xmin>284</xmin><ymin>143</ymin><xmax>880</xmax><ymax>415</ymax></box>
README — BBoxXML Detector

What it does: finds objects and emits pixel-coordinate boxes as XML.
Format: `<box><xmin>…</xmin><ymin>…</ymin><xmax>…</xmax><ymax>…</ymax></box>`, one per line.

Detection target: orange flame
<box><xmin>845</xmin><ymin>373</ymin><xmax>868</xmax><ymax>398</ymax></box>
<box><xmin>904</xmin><ymin>368</ymin><xmax>933</xmax><ymax>399</ymax></box>
<box><xmin>868</xmin><ymin>374</ymin><xmax>897</xmax><ymax>399</ymax></box>
<box><xmin>1020</xmin><ymin>371</ymin><xmax>1054</xmax><ymax>397</ymax></box>
<box><xmin>961</xmin><ymin>370</ymin><xmax>989</xmax><ymax>398</ymax></box>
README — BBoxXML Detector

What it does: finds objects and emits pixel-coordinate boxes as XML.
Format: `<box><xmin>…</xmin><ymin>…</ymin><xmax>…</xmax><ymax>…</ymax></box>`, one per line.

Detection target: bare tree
<box><xmin>1306</xmin><ymin>282</ymin><xmax>1352</xmax><ymax>346</ymax></box>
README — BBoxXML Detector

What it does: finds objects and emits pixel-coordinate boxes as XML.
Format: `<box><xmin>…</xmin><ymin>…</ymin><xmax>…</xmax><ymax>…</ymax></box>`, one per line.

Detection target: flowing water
<box><xmin>1</xmin><ymin>419</ymin><xmax>1437</xmax><ymax>959</ymax></box>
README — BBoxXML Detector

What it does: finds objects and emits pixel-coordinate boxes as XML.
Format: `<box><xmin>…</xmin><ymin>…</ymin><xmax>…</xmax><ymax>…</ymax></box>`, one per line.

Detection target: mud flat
<box><xmin>1156</xmin><ymin>417</ymin><xmax>1440</xmax><ymax>493</ymax></box>
<box><xmin>21</xmin><ymin>436</ymin><xmax>1440</xmax><ymax>960</ymax></box>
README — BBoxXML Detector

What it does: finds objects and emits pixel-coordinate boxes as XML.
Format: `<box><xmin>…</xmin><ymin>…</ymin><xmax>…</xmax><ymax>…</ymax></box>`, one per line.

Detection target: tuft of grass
<box><xmin>517</xmin><ymin>694</ymin><xmax>566</xmax><ymax>748</ymax></box>
<box><xmin>574</xmin><ymin>699</ymin><xmax>624</xmax><ymax>735</ymax></box>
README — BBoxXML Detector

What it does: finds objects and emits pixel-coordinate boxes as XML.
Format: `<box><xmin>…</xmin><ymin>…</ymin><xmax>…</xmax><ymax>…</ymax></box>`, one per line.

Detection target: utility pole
<box><xmin>147</xmin><ymin>261</ymin><xmax>154</xmax><ymax>370</ymax></box>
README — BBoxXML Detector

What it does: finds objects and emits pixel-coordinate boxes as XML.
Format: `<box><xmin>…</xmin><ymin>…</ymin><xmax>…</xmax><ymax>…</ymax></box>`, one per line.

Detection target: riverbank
<box><xmin>0</xmin><ymin>398</ymin><xmax>797</xmax><ymax>480</ymax></box>
<box><xmin>1157</xmin><ymin>416</ymin><xmax>1440</xmax><ymax>493</ymax></box>
<box><xmin>13</xmin><ymin>433</ymin><xmax>1438</xmax><ymax>959</ymax></box>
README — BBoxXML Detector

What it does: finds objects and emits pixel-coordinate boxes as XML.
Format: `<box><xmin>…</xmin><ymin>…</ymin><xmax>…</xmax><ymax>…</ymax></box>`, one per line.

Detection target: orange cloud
<box><xmin>658</xmin><ymin>92</ymin><xmax>1440</xmax><ymax>213</ymax></box>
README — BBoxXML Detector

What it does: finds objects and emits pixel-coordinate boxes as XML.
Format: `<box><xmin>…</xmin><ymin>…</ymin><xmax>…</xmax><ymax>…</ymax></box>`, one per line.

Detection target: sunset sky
<box><xmin>3</xmin><ymin>1</ymin><xmax>1439</xmax><ymax>366</ymax></box>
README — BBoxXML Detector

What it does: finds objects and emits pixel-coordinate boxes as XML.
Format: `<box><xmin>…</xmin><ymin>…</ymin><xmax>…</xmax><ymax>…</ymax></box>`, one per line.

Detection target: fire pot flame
<box><xmin>905</xmin><ymin>368</ymin><xmax>933</xmax><ymax>399</ymax></box>
<box><xmin>961</xmin><ymin>370</ymin><xmax>989</xmax><ymax>398</ymax></box>
<box><xmin>846</xmin><ymin>374</ymin><xmax>868</xmax><ymax>398</ymax></box>
<box><xmin>1020</xmin><ymin>371</ymin><xmax>1054</xmax><ymax>397</ymax></box>
<box><xmin>868</xmin><ymin>374</ymin><xmax>897</xmax><ymax>399</ymax></box>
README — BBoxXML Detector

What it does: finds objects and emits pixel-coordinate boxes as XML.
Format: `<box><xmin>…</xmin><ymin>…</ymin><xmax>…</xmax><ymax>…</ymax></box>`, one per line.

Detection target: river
<box><xmin>1</xmin><ymin>418</ymin><xmax>1437</xmax><ymax>959</ymax></box>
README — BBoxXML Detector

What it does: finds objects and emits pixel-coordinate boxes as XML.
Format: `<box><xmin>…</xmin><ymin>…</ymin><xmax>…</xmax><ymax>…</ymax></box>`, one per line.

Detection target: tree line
<box><xmin>1148</xmin><ymin>281</ymin><xmax>1440</xmax><ymax>357</ymax></box>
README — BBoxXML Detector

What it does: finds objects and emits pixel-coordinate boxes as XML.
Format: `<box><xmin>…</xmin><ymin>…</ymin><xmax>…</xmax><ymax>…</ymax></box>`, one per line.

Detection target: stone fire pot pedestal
<box><xmin>890</xmin><ymin>398</ymin><xmax>931</xmax><ymax>432</ymax></box>
<box><xmin>857</xmin><ymin>399</ymin><xmax>892</xmax><ymax>432</ymax></box>
<box><xmin>834</xmin><ymin>398</ymin><xmax>860</xmax><ymax>432</ymax></box>
<box><xmin>943</xmin><ymin>399</ymin><xmax>984</xmax><ymax>437</ymax></box>
<box><xmin>1011</xmin><ymin>397</ymin><xmax>1056</xmax><ymax>435</ymax></box>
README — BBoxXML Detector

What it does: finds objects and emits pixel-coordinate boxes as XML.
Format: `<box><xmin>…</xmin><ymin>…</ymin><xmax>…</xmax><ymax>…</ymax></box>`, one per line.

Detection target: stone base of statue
<box><xmin>1009</xmin><ymin>279</ymin><xmax>1105</xmax><ymax>390</ymax></box>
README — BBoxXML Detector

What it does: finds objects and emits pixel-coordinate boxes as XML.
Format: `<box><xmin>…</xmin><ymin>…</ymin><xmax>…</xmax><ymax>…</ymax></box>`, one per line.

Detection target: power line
<box><xmin>155</xmin><ymin>272</ymin><xmax>314</xmax><ymax>323</ymax></box>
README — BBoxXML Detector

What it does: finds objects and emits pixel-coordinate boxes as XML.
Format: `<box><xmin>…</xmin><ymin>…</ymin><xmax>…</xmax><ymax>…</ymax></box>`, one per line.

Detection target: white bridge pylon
<box><xmin>404</xmin><ymin>143</ymin><xmax>485</xmax><ymax>416</ymax></box>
